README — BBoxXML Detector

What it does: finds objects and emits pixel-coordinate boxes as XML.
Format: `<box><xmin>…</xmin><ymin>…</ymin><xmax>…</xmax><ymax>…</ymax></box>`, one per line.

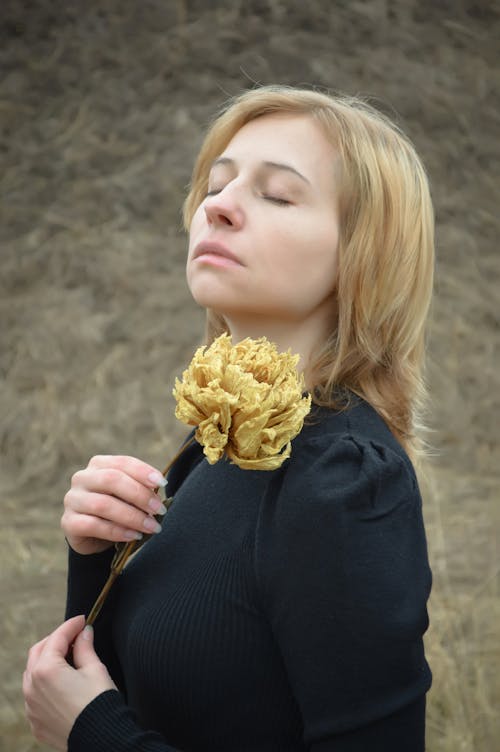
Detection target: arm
<box><xmin>63</xmin><ymin>441</ymin><xmax>201</xmax><ymax>690</ymax></box>
<box><xmin>62</xmin><ymin>453</ymin><xmax>168</xmax><ymax>688</ymax></box>
<box><xmin>25</xmin><ymin>443</ymin><xmax>208</xmax><ymax>751</ymax></box>
<box><xmin>24</xmin><ymin>454</ymin><xmax>181</xmax><ymax>750</ymax></box>
<box><xmin>68</xmin><ymin>690</ymin><xmax>181</xmax><ymax>752</ymax></box>
<box><xmin>255</xmin><ymin>434</ymin><xmax>432</xmax><ymax>751</ymax></box>
<box><xmin>23</xmin><ymin>616</ymin><xmax>181</xmax><ymax>752</ymax></box>
<box><xmin>65</xmin><ymin>545</ymin><xmax>125</xmax><ymax>688</ymax></box>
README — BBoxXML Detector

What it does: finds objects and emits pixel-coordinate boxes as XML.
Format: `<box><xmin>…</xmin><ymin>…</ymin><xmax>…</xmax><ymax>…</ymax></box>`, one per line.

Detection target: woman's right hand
<box><xmin>61</xmin><ymin>455</ymin><xmax>168</xmax><ymax>555</ymax></box>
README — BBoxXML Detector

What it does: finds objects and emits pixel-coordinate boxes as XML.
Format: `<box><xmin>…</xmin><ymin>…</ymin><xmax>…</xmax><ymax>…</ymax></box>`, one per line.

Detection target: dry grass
<box><xmin>1</xmin><ymin>1</ymin><xmax>499</xmax><ymax>750</ymax></box>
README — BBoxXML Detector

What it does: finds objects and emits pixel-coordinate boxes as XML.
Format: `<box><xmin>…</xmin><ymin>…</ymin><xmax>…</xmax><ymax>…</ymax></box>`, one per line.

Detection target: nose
<box><xmin>204</xmin><ymin>189</ymin><xmax>244</xmax><ymax>229</ymax></box>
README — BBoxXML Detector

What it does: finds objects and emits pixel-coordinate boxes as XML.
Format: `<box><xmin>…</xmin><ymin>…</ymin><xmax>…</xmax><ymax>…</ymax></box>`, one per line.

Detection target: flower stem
<box><xmin>85</xmin><ymin>436</ymin><xmax>196</xmax><ymax>626</ymax></box>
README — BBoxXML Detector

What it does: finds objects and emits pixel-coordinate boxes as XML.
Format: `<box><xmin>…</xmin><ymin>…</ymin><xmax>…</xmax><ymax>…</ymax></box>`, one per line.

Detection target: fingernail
<box><xmin>148</xmin><ymin>498</ymin><xmax>167</xmax><ymax>515</ymax></box>
<box><xmin>143</xmin><ymin>517</ymin><xmax>162</xmax><ymax>534</ymax></box>
<box><xmin>124</xmin><ymin>530</ymin><xmax>143</xmax><ymax>541</ymax></box>
<box><xmin>148</xmin><ymin>471</ymin><xmax>167</xmax><ymax>488</ymax></box>
<box><xmin>82</xmin><ymin>625</ymin><xmax>93</xmax><ymax>641</ymax></box>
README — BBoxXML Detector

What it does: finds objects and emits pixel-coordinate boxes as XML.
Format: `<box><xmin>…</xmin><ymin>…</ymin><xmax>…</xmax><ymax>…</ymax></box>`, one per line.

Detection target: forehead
<box><xmin>217</xmin><ymin>113</ymin><xmax>337</xmax><ymax>184</ymax></box>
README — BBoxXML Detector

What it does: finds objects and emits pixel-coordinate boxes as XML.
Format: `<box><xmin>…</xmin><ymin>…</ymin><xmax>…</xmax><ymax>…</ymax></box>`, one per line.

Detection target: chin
<box><xmin>188</xmin><ymin>279</ymin><xmax>235</xmax><ymax>312</ymax></box>
<box><xmin>189</xmin><ymin>289</ymin><xmax>233</xmax><ymax>315</ymax></box>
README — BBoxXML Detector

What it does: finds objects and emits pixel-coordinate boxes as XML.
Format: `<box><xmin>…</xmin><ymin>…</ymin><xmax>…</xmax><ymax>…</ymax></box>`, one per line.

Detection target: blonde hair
<box><xmin>183</xmin><ymin>86</ymin><xmax>435</xmax><ymax>462</ymax></box>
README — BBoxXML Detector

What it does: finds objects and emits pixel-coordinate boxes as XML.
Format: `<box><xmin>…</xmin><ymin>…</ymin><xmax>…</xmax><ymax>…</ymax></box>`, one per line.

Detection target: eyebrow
<box><xmin>210</xmin><ymin>156</ymin><xmax>311</xmax><ymax>185</ymax></box>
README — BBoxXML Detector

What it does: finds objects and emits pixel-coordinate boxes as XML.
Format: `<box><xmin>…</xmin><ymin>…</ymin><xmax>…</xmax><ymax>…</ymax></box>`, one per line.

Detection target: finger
<box><xmin>69</xmin><ymin>469</ymin><xmax>165</xmax><ymax>519</ymax></box>
<box><xmin>70</xmin><ymin>483</ymin><xmax>165</xmax><ymax>522</ymax></box>
<box><xmin>26</xmin><ymin>636</ymin><xmax>50</xmax><ymax>674</ymax></box>
<box><xmin>22</xmin><ymin>669</ymin><xmax>31</xmax><ymax>696</ymax></box>
<box><xmin>62</xmin><ymin>503</ymin><xmax>161</xmax><ymax>542</ymax></box>
<box><xmin>62</xmin><ymin>508</ymin><xmax>144</xmax><ymax>544</ymax></box>
<box><xmin>86</xmin><ymin>455</ymin><xmax>167</xmax><ymax>490</ymax></box>
<box><xmin>39</xmin><ymin>615</ymin><xmax>86</xmax><ymax>663</ymax></box>
<box><xmin>71</xmin><ymin>624</ymin><xmax>102</xmax><ymax>670</ymax></box>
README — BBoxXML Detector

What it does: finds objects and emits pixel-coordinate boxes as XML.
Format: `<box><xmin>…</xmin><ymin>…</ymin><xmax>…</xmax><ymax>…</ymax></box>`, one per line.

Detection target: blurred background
<box><xmin>1</xmin><ymin>1</ymin><xmax>499</xmax><ymax>750</ymax></box>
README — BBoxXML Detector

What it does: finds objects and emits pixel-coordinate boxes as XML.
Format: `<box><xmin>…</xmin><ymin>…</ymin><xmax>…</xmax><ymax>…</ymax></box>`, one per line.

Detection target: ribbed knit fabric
<box><xmin>66</xmin><ymin>400</ymin><xmax>432</xmax><ymax>751</ymax></box>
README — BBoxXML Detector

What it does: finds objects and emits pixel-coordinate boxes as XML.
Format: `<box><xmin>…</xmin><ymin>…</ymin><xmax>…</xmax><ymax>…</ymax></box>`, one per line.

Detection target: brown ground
<box><xmin>1</xmin><ymin>1</ymin><xmax>499</xmax><ymax>750</ymax></box>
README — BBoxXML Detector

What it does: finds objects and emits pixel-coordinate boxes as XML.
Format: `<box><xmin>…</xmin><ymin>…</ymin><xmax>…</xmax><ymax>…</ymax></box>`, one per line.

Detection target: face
<box><xmin>186</xmin><ymin>113</ymin><xmax>340</xmax><ymax>334</ymax></box>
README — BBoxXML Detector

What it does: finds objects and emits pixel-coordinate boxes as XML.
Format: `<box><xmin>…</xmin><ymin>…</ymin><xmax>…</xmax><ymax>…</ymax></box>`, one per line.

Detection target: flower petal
<box><xmin>173</xmin><ymin>334</ymin><xmax>311</xmax><ymax>471</ymax></box>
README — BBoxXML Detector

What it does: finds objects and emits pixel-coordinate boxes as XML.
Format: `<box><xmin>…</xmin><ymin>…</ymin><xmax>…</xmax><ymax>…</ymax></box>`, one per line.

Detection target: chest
<box><xmin>110</xmin><ymin>460</ymin><xmax>301</xmax><ymax>747</ymax></box>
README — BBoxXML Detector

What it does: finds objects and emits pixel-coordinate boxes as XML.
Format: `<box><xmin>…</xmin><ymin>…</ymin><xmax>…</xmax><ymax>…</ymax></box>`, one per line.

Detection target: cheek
<box><xmin>188</xmin><ymin>208</ymin><xmax>205</xmax><ymax>249</ymax></box>
<box><xmin>313</xmin><ymin>219</ymin><xmax>339</xmax><ymax>277</ymax></box>
<box><xmin>186</xmin><ymin>221</ymin><xmax>200</xmax><ymax>288</ymax></box>
<box><xmin>283</xmin><ymin>220</ymin><xmax>338</xmax><ymax>278</ymax></box>
<box><xmin>289</xmin><ymin>230</ymin><xmax>338</xmax><ymax>304</ymax></box>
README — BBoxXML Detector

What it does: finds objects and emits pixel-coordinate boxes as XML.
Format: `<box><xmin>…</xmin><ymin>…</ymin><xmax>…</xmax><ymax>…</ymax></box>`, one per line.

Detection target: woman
<box><xmin>24</xmin><ymin>85</ymin><xmax>434</xmax><ymax>751</ymax></box>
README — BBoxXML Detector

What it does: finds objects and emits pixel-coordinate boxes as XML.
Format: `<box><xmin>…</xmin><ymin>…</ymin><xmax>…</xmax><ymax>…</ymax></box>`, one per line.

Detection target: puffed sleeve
<box><xmin>254</xmin><ymin>433</ymin><xmax>432</xmax><ymax>751</ymax></box>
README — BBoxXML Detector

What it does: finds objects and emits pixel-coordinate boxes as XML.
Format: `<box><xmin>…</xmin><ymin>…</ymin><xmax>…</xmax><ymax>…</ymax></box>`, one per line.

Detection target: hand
<box><xmin>23</xmin><ymin>615</ymin><xmax>117</xmax><ymax>750</ymax></box>
<box><xmin>62</xmin><ymin>455</ymin><xmax>168</xmax><ymax>554</ymax></box>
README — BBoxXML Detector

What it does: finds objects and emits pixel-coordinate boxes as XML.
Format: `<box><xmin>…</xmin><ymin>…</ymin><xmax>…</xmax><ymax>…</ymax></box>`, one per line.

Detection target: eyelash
<box><xmin>205</xmin><ymin>190</ymin><xmax>290</xmax><ymax>206</ymax></box>
<box><xmin>264</xmin><ymin>195</ymin><xmax>290</xmax><ymax>206</ymax></box>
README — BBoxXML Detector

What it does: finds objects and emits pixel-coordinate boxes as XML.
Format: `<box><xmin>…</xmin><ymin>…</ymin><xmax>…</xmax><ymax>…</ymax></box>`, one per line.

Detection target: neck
<box><xmin>222</xmin><ymin>313</ymin><xmax>330</xmax><ymax>390</ymax></box>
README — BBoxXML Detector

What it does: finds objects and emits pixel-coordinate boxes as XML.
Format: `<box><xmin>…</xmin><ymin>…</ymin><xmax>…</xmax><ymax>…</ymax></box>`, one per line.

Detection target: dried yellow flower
<box><xmin>85</xmin><ymin>334</ymin><xmax>311</xmax><ymax>625</ymax></box>
<box><xmin>173</xmin><ymin>333</ymin><xmax>312</xmax><ymax>470</ymax></box>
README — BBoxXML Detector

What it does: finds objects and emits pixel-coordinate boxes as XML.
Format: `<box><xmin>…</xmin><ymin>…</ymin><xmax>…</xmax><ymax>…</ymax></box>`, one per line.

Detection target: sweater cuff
<box><xmin>68</xmin><ymin>689</ymin><xmax>179</xmax><ymax>752</ymax></box>
<box><xmin>67</xmin><ymin>543</ymin><xmax>116</xmax><ymax>570</ymax></box>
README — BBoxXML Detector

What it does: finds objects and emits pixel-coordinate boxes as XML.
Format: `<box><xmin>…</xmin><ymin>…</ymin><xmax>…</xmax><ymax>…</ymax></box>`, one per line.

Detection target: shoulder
<box><xmin>300</xmin><ymin>395</ymin><xmax>412</xmax><ymax>461</ymax></box>
<box><xmin>255</xmin><ymin>397</ymin><xmax>431</xmax><ymax>638</ymax></box>
<box><xmin>279</xmin><ymin>397</ymin><xmax>419</xmax><ymax>510</ymax></box>
<box><xmin>256</xmin><ymin>395</ymin><xmax>426</xmax><ymax>547</ymax></box>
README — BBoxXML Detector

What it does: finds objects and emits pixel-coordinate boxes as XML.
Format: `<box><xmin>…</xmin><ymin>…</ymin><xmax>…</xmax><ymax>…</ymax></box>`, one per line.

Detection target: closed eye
<box><xmin>204</xmin><ymin>189</ymin><xmax>291</xmax><ymax>206</ymax></box>
<box><xmin>262</xmin><ymin>195</ymin><xmax>291</xmax><ymax>206</ymax></box>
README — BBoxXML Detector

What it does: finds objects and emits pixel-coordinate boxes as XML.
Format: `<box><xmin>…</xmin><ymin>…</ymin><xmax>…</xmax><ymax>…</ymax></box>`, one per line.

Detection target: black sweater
<box><xmin>66</xmin><ymin>400</ymin><xmax>432</xmax><ymax>751</ymax></box>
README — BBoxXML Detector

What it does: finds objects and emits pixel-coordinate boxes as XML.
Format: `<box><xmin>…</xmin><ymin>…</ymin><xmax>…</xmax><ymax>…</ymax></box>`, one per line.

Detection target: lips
<box><xmin>193</xmin><ymin>241</ymin><xmax>243</xmax><ymax>266</ymax></box>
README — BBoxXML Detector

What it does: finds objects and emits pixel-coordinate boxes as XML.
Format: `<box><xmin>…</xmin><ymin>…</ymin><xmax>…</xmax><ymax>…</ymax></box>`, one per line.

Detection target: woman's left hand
<box><xmin>23</xmin><ymin>615</ymin><xmax>117</xmax><ymax>750</ymax></box>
